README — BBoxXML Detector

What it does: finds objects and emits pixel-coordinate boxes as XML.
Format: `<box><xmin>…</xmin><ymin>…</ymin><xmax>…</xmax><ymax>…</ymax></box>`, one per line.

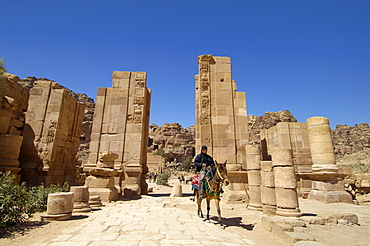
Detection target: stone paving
<box><xmin>27</xmin><ymin>196</ymin><xmax>259</xmax><ymax>246</ymax></box>
<box><xmin>3</xmin><ymin>182</ymin><xmax>370</xmax><ymax>246</ymax></box>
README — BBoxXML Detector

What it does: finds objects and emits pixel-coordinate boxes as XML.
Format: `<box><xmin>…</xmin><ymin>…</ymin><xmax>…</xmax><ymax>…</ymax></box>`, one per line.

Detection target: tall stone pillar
<box><xmin>272</xmin><ymin>148</ymin><xmax>302</xmax><ymax>217</ymax></box>
<box><xmin>306</xmin><ymin>117</ymin><xmax>352</xmax><ymax>203</ymax></box>
<box><xmin>195</xmin><ymin>55</ymin><xmax>249</xmax><ymax>203</ymax></box>
<box><xmin>85</xmin><ymin>71</ymin><xmax>151</xmax><ymax>199</ymax></box>
<box><xmin>261</xmin><ymin>161</ymin><xmax>276</xmax><ymax>216</ymax></box>
<box><xmin>246</xmin><ymin>144</ymin><xmax>262</xmax><ymax>210</ymax></box>
<box><xmin>19</xmin><ymin>80</ymin><xmax>85</xmax><ymax>186</ymax></box>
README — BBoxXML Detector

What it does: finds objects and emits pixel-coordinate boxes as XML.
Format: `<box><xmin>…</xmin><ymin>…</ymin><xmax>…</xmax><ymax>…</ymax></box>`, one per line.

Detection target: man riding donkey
<box><xmin>194</xmin><ymin>145</ymin><xmax>216</xmax><ymax>199</ymax></box>
<box><xmin>192</xmin><ymin>145</ymin><xmax>229</xmax><ymax>228</ymax></box>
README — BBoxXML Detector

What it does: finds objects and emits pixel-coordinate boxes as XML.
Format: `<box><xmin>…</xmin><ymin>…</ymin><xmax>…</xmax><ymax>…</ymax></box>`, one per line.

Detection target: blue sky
<box><xmin>2</xmin><ymin>1</ymin><xmax>369</xmax><ymax>129</ymax></box>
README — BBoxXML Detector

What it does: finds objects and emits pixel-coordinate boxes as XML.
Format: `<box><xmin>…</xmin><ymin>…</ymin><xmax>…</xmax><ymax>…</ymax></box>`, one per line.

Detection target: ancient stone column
<box><xmin>246</xmin><ymin>144</ymin><xmax>262</xmax><ymax>210</ymax></box>
<box><xmin>195</xmin><ymin>55</ymin><xmax>249</xmax><ymax>203</ymax></box>
<box><xmin>86</xmin><ymin>71</ymin><xmax>151</xmax><ymax>198</ymax></box>
<box><xmin>260</xmin><ymin>161</ymin><xmax>276</xmax><ymax>216</ymax></box>
<box><xmin>306</xmin><ymin>117</ymin><xmax>352</xmax><ymax>203</ymax></box>
<box><xmin>41</xmin><ymin>192</ymin><xmax>74</xmax><ymax>221</ymax></box>
<box><xmin>272</xmin><ymin>148</ymin><xmax>302</xmax><ymax>217</ymax></box>
<box><xmin>70</xmin><ymin>186</ymin><xmax>92</xmax><ymax>212</ymax></box>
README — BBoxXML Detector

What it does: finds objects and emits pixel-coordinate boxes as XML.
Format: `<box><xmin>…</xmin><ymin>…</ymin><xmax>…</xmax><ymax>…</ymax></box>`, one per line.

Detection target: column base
<box><xmin>276</xmin><ymin>208</ymin><xmax>302</xmax><ymax>217</ymax></box>
<box><xmin>88</xmin><ymin>187</ymin><xmax>118</xmax><ymax>202</ymax></box>
<box><xmin>308</xmin><ymin>190</ymin><xmax>352</xmax><ymax>203</ymax></box>
<box><xmin>41</xmin><ymin>212</ymin><xmax>72</xmax><ymax>221</ymax></box>
<box><xmin>262</xmin><ymin>204</ymin><xmax>276</xmax><ymax>216</ymax></box>
<box><xmin>247</xmin><ymin>203</ymin><xmax>263</xmax><ymax>211</ymax></box>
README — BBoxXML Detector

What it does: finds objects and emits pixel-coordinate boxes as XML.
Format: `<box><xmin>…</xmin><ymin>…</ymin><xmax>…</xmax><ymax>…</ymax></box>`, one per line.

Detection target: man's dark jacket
<box><xmin>194</xmin><ymin>153</ymin><xmax>215</xmax><ymax>172</ymax></box>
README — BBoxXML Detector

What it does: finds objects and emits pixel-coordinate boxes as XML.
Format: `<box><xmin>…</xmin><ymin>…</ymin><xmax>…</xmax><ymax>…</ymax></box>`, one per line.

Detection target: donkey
<box><xmin>194</xmin><ymin>160</ymin><xmax>229</xmax><ymax>228</ymax></box>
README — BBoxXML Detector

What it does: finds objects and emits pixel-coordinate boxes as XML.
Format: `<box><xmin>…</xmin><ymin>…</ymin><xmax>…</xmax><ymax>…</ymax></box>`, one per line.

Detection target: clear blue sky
<box><xmin>2</xmin><ymin>1</ymin><xmax>369</xmax><ymax>129</ymax></box>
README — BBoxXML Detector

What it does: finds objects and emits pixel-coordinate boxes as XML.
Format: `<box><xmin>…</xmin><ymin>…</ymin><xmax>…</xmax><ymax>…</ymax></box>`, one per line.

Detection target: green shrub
<box><xmin>155</xmin><ymin>149</ymin><xmax>165</xmax><ymax>157</ymax></box>
<box><xmin>0</xmin><ymin>171</ymin><xmax>70</xmax><ymax>227</ymax></box>
<box><xmin>28</xmin><ymin>182</ymin><xmax>70</xmax><ymax>212</ymax></box>
<box><xmin>0</xmin><ymin>171</ymin><xmax>35</xmax><ymax>227</ymax></box>
<box><xmin>156</xmin><ymin>172</ymin><xmax>171</xmax><ymax>185</ymax></box>
<box><xmin>180</xmin><ymin>156</ymin><xmax>194</xmax><ymax>172</ymax></box>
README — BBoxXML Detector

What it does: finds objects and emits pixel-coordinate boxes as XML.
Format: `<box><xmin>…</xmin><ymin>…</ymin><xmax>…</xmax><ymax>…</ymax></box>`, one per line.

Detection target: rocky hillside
<box><xmin>148</xmin><ymin>123</ymin><xmax>195</xmax><ymax>163</ymax></box>
<box><xmin>332</xmin><ymin>123</ymin><xmax>370</xmax><ymax>159</ymax></box>
<box><xmin>247</xmin><ymin>110</ymin><xmax>297</xmax><ymax>144</ymax></box>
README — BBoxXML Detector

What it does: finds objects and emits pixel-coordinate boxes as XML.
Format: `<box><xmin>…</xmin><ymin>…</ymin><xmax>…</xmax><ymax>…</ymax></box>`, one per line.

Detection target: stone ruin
<box><xmin>195</xmin><ymin>55</ymin><xmax>353</xmax><ymax>210</ymax></box>
<box><xmin>18</xmin><ymin>80</ymin><xmax>85</xmax><ymax>186</ymax></box>
<box><xmin>0</xmin><ymin>73</ymin><xmax>29</xmax><ymax>182</ymax></box>
<box><xmin>83</xmin><ymin>71</ymin><xmax>151</xmax><ymax>200</ymax></box>
<box><xmin>195</xmin><ymin>55</ymin><xmax>249</xmax><ymax>203</ymax></box>
<box><xmin>1</xmin><ymin>54</ymin><xmax>367</xmax><ymax>211</ymax></box>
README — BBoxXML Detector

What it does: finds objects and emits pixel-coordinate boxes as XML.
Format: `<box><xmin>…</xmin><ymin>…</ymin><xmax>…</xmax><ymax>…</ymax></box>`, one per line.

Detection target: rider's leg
<box><xmin>199</xmin><ymin>170</ymin><xmax>206</xmax><ymax>197</ymax></box>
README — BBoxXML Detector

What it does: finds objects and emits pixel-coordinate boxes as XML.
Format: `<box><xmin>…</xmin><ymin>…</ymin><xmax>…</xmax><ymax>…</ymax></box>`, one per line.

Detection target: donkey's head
<box><xmin>215</xmin><ymin>160</ymin><xmax>229</xmax><ymax>186</ymax></box>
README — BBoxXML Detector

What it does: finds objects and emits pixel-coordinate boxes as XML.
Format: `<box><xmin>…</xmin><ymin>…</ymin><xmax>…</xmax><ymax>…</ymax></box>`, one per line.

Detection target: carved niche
<box><xmin>136</xmin><ymin>81</ymin><xmax>145</xmax><ymax>88</ymax></box>
<box><xmin>46</xmin><ymin>120</ymin><xmax>57</xmax><ymax>143</ymax></box>
<box><xmin>199</xmin><ymin>61</ymin><xmax>211</xmax><ymax>126</ymax></box>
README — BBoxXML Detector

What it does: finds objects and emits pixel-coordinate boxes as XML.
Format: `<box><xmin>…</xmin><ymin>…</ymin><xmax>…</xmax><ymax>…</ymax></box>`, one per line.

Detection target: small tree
<box><xmin>0</xmin><ymin>58</ymin><xmax>8</xmax><ymax>97</ymax></box>
<box><xmin>180</xmin><ymin>156</ymin><xmax>194</xmax><ymax>172</ymax></box>
<box><xmin>156</xmin><ymin>172</ymin><xmax>171</xmax><ymax>185</ymax></box>
<box><xmin>155</xmin><ymin>148</ymin><xmax>165</xmax><ymax>157</ymax></box>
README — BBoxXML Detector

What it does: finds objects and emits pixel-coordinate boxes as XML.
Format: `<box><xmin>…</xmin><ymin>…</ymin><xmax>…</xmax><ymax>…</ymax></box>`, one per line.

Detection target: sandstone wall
<box><xmin>19</xmin><ymin>80</ymin><xmax>85</xmax><ymax>186</ymax></box>
<box><xmin>0</xmin><ymin>74</ymin><xmax>29</xmax><ymax>178</ymax></box>
<box><xmin>18</xmin><ymin>76</ymin><xmax>95</xmax><ymax>164</ymax></box>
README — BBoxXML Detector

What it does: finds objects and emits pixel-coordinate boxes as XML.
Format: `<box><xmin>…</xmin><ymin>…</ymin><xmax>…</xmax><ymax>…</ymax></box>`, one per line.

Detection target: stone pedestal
<box><xmin>306</xmin><ymin>117</ymin><xmax>352</xmax><ymax>203</ymax></box>
<box><xmin>122</xmin><ymin>164</ymin><xmax>142</xmax><ymax>198</ymax></box>
<box><xmin>89</xmin><ymin>195</ymin><xmax>103</xmax><ymax>207</ymax></box>
<box><xmin>41</xmin><ymin>192</ymin><xmax>74</xmax><ymax>221</ymax></box>
<box><xmin>261</xmin><ymin>161</ymin><xmax>276</xmax><ymax>216</ymax></box>
<box><xmin>83</xmin><ymin>166</ymin><xmax>118</xmax><ymax>202</ymax></box>
<box><xmin>272</xmin><ymin>148</ymin><xmax>302</xmax><ymax>217</ymax></box>
<box><xmin>170</xmin><ymin>183</ymin><xmax>183</xmax><ymax>197</ymax></box>
<box><xmin>70</xmin><ymin>186</ymin><xmax>92</xmax><ymax>212</ymax></box>
<box><xmin>246</xmin><ymin>144</ymin><xmax>262</xmax><ymax>210</ymax></box>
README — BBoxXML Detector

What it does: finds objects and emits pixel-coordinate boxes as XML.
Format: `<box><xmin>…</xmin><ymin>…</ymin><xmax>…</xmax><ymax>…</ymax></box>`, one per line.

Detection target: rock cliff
<box><xmin>332</xmin><ymin>123</ymin><xmax>370</xmax><ymax>159</ymax></box>
<box><xmin>148</xmin><ymin>123</ymin><xmax>195</xmax><ymax>163</ymax></box>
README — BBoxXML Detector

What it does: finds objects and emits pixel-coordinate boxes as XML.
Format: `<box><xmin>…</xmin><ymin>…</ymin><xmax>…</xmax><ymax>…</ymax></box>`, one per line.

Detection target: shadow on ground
<box><xmin>146</xmin><ymin>192</ymin><xmax>194</xmax><ymax>197</ymax></box>
<box><xmin>210</xmin><ymin>216</ymin><xmax>255</xmax><ymax>230</ymax></box>
<box><xmin>0</xmin><ymin>221</ymin><xmax>49</xmax><ymax>239</ymax></box>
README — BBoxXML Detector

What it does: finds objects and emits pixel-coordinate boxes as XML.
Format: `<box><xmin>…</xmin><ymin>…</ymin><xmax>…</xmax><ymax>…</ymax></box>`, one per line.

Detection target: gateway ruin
<box><xmin>0</xmin><ymin>55</ymin><xmax>354</xmax><ymax>210</ymax></box>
